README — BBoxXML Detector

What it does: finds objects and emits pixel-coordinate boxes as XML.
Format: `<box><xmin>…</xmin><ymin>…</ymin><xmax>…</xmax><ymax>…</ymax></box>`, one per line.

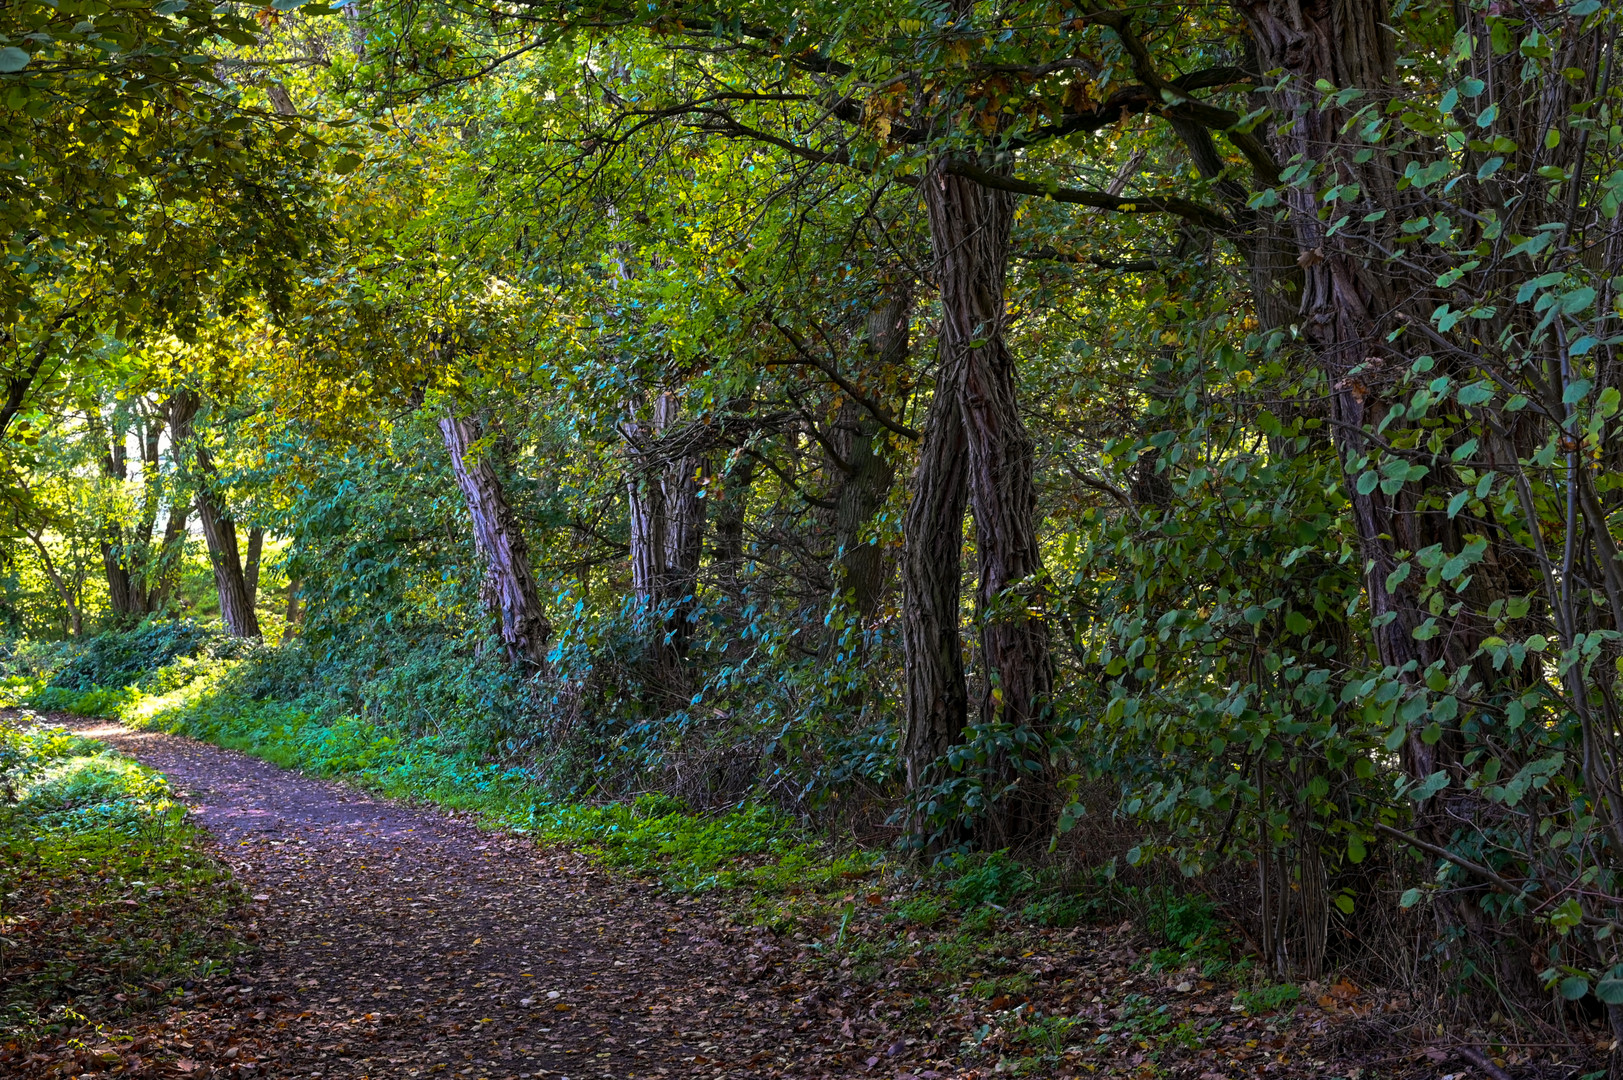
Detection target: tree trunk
<box><xmin>284</xmin><ymin>578</ymin><xmax>302</xmax><ymax>632</ymax></box>
<box><xmin>623</xmin><ymin>393</ymin><xmax>708</xmax><ymax>700</ymax></box>
<box><xmin>26</xmin><ymin>531</ymin><xmax>82</xmax><ymax>638</ymax></box>
<box><xmin>832</xmin><ymin>296</ymin><xmax>908</xmax><ymax>621</ymax></box>
<box><xmin>711</xmin><ymin>454</ymin><xmax>755</xmax><ymax>593</ymax></box>
<box><xmin>127</xmin><ymin>409</ymin><xmax>165</xmax><ymax>614</ymax></box>
<box><xmin>195</xmin><ymin>482</ymin><xmax>261</xmax><ymax>639</ymax></box>
<box><xmin>243</xmin><ymin>527</ymin><xmax>264</xmax><ymax>608</ymax></box>
<box><xmin>90</xmin><ymin>411</ymin><xmax>142</xmax><ymax>622</ymax></box>
<box><xmin>655</xmin><ymin>393</ymin><xmax>706</xmax><ymax>658</ymax></box>
<box><xmin>148</xmin><ymin>503</ymin><xmax>190</xmax><ymax>613</ymax></box>
<box><xmin>900</xmin><ymin>356</ymin><xmax>971</xmax><ymax>807</ymax></box>
<box><xmin>923</xmin><ymin>161</ymin><xmax>1055</xmax><ymax>845</ymax></box>
<box><xmin>169</xmin><ymin>388</ymin><xmax>260</xmax><ymax>638</ymax></box>
<box><xmin>439</xmin><ymin>413</ymin><xmax>551</xmax><ymax>669</ymax></box>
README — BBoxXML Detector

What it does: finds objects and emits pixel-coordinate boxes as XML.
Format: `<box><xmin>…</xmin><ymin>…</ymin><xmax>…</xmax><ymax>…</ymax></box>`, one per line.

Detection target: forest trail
<box><xmin>56</xmin><ymin>719</ymin><xmax>863</xmax><ymax>1080</ymax></box>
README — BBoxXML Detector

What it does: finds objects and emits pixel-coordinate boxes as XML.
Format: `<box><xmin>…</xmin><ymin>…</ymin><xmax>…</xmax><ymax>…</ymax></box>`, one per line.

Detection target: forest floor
<box><xmin>1</xmin><ymin>716</ymin><xmax>1581</xmax><ymax>1080</ymax></box>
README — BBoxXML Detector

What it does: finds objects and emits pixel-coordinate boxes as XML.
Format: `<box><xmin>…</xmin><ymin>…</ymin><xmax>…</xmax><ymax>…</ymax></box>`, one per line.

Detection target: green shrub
<box><xmin>947</xmin><ymin>850</ymin><xmax>1035</xmax><ymax>908</ymax></box>
<box><xmin>894</xmin><ymin>895</ymin><xmax>949</xmax><ymax>927</ymax></box>
<box><xmin>1143</xmin><ymin>889</ymin><xmax>1222</xmax><ymax>951</ymax></box>
<box><xmin>49</xmin><ymin>621</ymin><xmax>223</xmax><ymax>691</ymax></box>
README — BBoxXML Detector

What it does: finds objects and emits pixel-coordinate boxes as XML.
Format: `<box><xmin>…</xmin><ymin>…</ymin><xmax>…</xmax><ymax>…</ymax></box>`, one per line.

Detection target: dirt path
<box><xmin>53</xmin><ymin>720</ymin><xmax>856</xmax><ymax>1080</ymax></box>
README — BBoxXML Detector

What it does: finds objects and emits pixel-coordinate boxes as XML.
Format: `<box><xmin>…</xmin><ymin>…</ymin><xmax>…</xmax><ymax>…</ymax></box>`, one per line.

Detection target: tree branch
<box><xmin>945</xmin><ymin>160</ymin><xmax>1233</xmax><ymax>231</ymax></box>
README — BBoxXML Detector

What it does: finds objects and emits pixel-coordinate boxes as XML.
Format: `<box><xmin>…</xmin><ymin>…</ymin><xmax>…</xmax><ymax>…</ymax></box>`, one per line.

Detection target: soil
<box><xmin>2</xmin><ymin>717</ymin><xmax>1587</xmax><ymax>1080</ymax></box>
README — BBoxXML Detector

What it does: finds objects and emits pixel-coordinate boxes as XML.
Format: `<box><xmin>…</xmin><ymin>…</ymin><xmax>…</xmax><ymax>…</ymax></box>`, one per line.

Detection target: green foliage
<box><xmin>48</xmin><ymin>620</ymin><xmax>225</xmax><ymax>691</ymax></box>
<box><xmin>1141</xmin><ymin>891</ymin><xmax>1223</xmax><ymax>954</ymax></box>
<box><xmin>1234</xmin><ymin>983</ymin><xmax>1301</xmax><ymax>1017</ymax></box>
<box><xmin>945</xmin><ymin>851</ymin><xmax>1036</xmax><ymax>909</ymax></box>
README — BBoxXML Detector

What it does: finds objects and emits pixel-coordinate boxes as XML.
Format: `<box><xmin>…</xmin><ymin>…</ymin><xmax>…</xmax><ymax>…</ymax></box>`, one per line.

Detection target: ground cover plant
<box><xmin>0</xmin><ymin>712</ymin><xmax>246</xmax><ymax>1045</ymax></box>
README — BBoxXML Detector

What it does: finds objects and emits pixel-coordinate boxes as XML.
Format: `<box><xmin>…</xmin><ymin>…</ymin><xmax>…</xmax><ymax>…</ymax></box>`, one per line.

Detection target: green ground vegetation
<box><xmin>0</xmin><ymin>712</ymin><xmax>246</xmax><ymax>1042</ymax></box>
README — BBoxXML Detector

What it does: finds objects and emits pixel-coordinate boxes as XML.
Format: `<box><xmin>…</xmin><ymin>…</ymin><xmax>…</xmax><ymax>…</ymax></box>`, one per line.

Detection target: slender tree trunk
<box><xmin>832</xmin><ymin>296</ymin><xmax>908</xmax><ymax>622</ymax></box>
<box><xmin>712</xmin><ymin>455</ymin><xmax>755</xmax><ymax>592</ymax></box>
<box><xmin>127</xmin><ymin>410</ymin><xmax>165</xmax><ymax>614</ymax></box>
<box><xmin>900</xmin><ymin>358</ymin><xmax>971</xmax><ymax>807</ymax></box>
<box><xmin>439</xmin><ymin>413</ymin><xmax>551</xmax><ymax>669</ymax></box>
<box><xmin>923</xmin><ymin>161</ymin><xmax>1055</xmax><ymax>845</ymax></box>
<box><xmin>148</xmin><ymin>503</ymin><xmax>190</xmax><ymax>612</ymax></box>
<box><xmin>168</xmin><ymin>388</ymin><xmax>260</xmax><ymax>638</ymax></box>
<box><xmin>243</xmin><ymin>527</ymin><xmax>264</xmax><ymax>608</ymax></box>
<box><xmin>26</xmin><ymin>531</ymin><xmax>81</xmax><ymax>638</ymax></box>
<box><xmin>90</xmin><ymin>412</ymin><xmax>142</xmax><ymax>622</ymax></box>
<box><xmin>283</xmin><ymin>578</ymin><xmax>302</xmax><ymax>637</ymax></box>
<box><xmin>655</xmin><ymin>393</ymin><xmax>706</xmax><ymax>658</ymax></box>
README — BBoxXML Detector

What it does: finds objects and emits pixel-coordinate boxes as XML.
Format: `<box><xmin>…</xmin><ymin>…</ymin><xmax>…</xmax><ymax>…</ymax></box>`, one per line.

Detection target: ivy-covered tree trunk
<box><xmin>1236</xmin><ymin>0</ymin><xmax>1586</xmax><ymax>1001</ymax></box>
<box><xmin>923</xmin><ymin>161</ymin><xmax>1055</xmax><ymax>845</ymax></box>
<box><xmin>439</xmin><ymin>412</ymin><xmax>551</xmax><ymax>669</ymax></box>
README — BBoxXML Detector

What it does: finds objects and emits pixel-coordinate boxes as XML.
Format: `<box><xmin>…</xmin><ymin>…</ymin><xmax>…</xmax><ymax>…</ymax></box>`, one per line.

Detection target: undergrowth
<box><xmin>0</xmin><ymin>714</ymin><xmax>245</xmax><ymax>1041</ymax></box>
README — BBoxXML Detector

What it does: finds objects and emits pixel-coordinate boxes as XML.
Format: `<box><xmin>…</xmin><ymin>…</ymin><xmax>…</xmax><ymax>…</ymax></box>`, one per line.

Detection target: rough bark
<box><xmin>899</xmin><ymin>358</ymin><xmax>970</xmax><ymax>802</ymax></box>
<box><xmin>1235</xmin><ymin>0</ymin><xmax>1579</xmax><ymax>991</ymax></box>
<box><xmin>656</xmin><ymin>393</ymin><xmax>706</xmax><ymax>656</ymax></box>
<box><xmin>623</xmin><ymin>392</ymin><xmax>708</xmax><ymax>700</ymax></box>
<box><xmin>923</xmin><ymin>161</ymin><xmax>1055</xmax><ymax>844</ymax></box>
<box><xmin>439</xmin><ymin>413</ymin><xmax>551</xmax><ymax>670</ymax></box>
<box><xmin>244</xmin><ymin>527</ymin><xmax>264</xmax><ymax>608</ymax></box>
<box><xmin>167</xmin><ymin>389</ymin><xmax>260</xmax><ymax>638</ymax></box>
<box><xmin>831</xmin><ymin>297</ymin><xmax>908</xmax><ymax>621</ymax></box>
<box><xmin>195</xmin><ymin>481</ymin><xmax>261</xmax><ymax>639</ymax></box>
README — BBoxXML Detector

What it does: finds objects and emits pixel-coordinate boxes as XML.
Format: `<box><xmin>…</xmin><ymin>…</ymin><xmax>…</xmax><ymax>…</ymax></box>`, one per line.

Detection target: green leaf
<box><xmin>1563</xmin><ymin>378</ymin><xmax>1592</xmax><ymax>405</ymax></box>
<box><xmin>0</xmin><ymin>47</ymin><xmax>30</xmax><ymax>73</ymax></box>
<box><xmin>1598</xmin><ymin>978</ymin><xmax>1623</xmax><ymax>1004</ymax></box>
<box><xmin>331</xmin><ymin>153</ymin><xmax>363</xmax><ymax>175</ymax></box>
<box><xmin>1560</xmin><ymin>287</ymin><xmax>1597</xmax><ymax>315</ymax></box>
<box><xmin>1457</xmin><ymin>382</ymin><xmax>1494</xmax><ymax>406</ymax></box>
<box><xmin>1385</xmin><ymin>562</ymin><xmax>1412</xmax><ymax>591</ymax></box>
<box><xmin>1399</xmin><ymin>887</ymin><xmax>1422</xmax><ymax>908</ymax></box>
<box><xmin>1560</xmin><ymin>976</ymin><xmax>1590</xmax><ymax>1000</ymax></box>
<box><xmin>1347</xmin><ymin>834</ymin><xmax>1366</xmax><ymax>864</ymax></box>
<box><xmin>1409</xmin><ymin>770</ymin><xmax>1450</xmax><ymax>800</ymax></box>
